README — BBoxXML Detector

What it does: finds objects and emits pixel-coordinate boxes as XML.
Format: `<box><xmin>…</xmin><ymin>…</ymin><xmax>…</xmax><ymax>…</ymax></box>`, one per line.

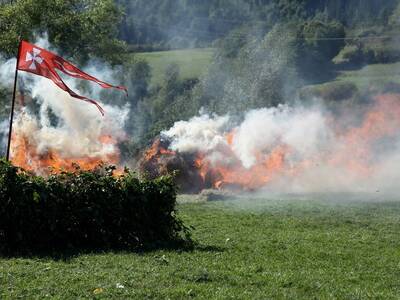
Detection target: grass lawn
<box><xmin>134</xmin><ymin>47</ymin><xmax>400</xmax><ymax>98</ymax></box>
<box><xmin>1</xmin><ymin>197</ymin><xmax>400</xmax><ymax>299</ymax></box>
<box><xmin>135</xmin><ymin>48</ymin><xmax>214</xmax><ymax>86</ymax></box>
<box><xmin>301</xmin><ymin>62</ymin><xmax>400</xmax><ymax>99</ymax></box>
<box><xmin>336</xmin><ymin>62</ymin><xmax>400</xmax><ymax>89</ymax></box>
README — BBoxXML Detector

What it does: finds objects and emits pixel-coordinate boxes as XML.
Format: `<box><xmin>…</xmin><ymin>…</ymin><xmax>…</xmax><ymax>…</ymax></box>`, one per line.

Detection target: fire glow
<box><xmin>0</xmin><ymin>38</ymin><xmax>129</xmax><ymax>175</ymax></box>
<box><xmin>9</xmin><ymin>93</ymin><xmax>400</xmax><ymax>189</ymax></box>
<box><xmin>142</xmin><ymin>94</ymin><xmax>400</xmax><ymax>192</ymax></box>
<box><xmin>10</xmin><ymin>132</ymin><xmax>120</xmax><ymax>174</ymax></box>
<box><xmin>9</xmin><ymin>110</ymin><xmax>124</xmax><ymax>175</ymax></box>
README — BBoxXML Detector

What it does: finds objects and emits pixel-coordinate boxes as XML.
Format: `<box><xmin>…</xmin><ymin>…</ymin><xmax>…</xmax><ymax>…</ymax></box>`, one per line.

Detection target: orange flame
<box><xmin>329</xmin><ymin>94</ymin><xmax>400</xmax><ymax>176</ymax></box>
<box><xmin>144</xmin><ymin>94</ymin><xmax>400</xmax><ymax>191</ymax></box>
<box><xmin>143</xmin><ymin>138</ymin><xmax>175</xmax><ymax>163</ymax></box>
<box><xmin>10</xmin><ymin>133</ymin><xmax>121</xmax><ymax>175</ymax></box>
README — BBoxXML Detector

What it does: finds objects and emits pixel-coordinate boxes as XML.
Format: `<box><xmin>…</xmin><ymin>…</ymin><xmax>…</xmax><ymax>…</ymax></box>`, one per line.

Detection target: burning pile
<box><xmin>0</xmin><ymin>37</ymin><xmax>130</xmax><ymax>175</ymax></box>
<box><xmin>10</xmin><ymin>112</ymin><xmax>123</xmax><ymax>174</ymax></box>
<box><xmin>139</xmin><ymin>138</ymin><xmax>204</xmax><ymax>193</ymax></box>
<box><xmin>140</xmin><ymin>94</ymin><xmax>400</xmax><ymax>194</ymax></box>
<box><xmin>7</xmin><ymin>75</ymin><xmax>128</xmax><ymax>175</ymax></box>
<box><xmin>11</xmin><ymin>116</ymin><xmax>120</xmax><ymax>174</ymax></box>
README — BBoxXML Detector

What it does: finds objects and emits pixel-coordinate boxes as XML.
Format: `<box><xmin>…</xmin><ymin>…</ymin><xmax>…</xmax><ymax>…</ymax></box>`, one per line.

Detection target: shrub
<box><xmin>298</xmin><ymin>17</ymin><xmax>345</xmax><ymax>81</ymax></box>
<box><xmin>334</xmin><ymin>41</ymin><xmax>400</xmax><ymax>67</ymax></box>
<box><xmin>299</xmin><ymin>81</ymin><xmax>358</xmax><ymax>102</ymax></box>
<box><xmin>0</xmin><ymin>159</ymin><xmax>191</xmax><ymax>254</ymax></box>
<box><xmin>333</xmin><ymin>44</ymin><xmax>363</xmax><ymax>66</ymax></box>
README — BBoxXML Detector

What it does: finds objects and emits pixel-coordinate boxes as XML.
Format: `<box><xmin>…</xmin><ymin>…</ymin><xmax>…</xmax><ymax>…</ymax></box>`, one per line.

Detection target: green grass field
<box><xmin>136</xmin><ymin>47</ymin><xmax>400</xmax><ymax>97</ymax></box>
<box><xmin>135</xmin><ymin>48</ymin><xmax>214</xmax><ymax>86</ymax></box>
<box><xmin>336</xmin><ymin>62</ymin><xmax>400</xmax><ymax>88</ymax></box>
<box><xmin>301</xmin><ymin>62</ymin><xmax>400</xmax><ymax>99</ymax></box>
<box><xmin>2</xmin><ymin>197</ymin><xmax>400</xmax><ymax>299</ymax></box>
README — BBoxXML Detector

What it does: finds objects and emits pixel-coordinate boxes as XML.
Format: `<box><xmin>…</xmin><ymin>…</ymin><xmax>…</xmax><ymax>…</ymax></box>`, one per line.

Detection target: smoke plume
<box><xmin>161</xmin><ymin>94</ymin><xmax>400</xmax><ymax>195</ymax></box>
<box><xmin>0</xmin><ymin>36</ymin><xmax>129</xmax><ymax>173</ymax></box>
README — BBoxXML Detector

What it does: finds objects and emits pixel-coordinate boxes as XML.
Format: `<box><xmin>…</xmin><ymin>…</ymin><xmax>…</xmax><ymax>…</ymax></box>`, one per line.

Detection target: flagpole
<box><xmin>6</xmin><ymin>41</ymin><xmax>22</xmax><ymax>161</ymax></box>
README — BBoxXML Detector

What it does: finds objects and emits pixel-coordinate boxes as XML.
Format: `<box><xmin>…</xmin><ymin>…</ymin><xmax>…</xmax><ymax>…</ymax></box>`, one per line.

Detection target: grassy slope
<box><xmin>136</xmin><ymin>47</ymin><xmax>400</xmax><ymax>93</ymax></box>
<box><xmin>135</xmin><ymin>48</ymin><xmax>214</xmax><ymax>86</ymax></box>
<box><xmin>337</xmin><ymin>63</ymin><xmax>400</xmax><ymax>88</ymax></box>
<box><xmin>304</xmin><ymin>62</ymin><xmax>400</xmax><ymax>94</ymax></box>
<box><xmin>336</xmin><ymin>62</ymin><xmax>400</xmax><ymax>88</ymax></box>
<box><xmin>2</xmin><ymin>198</ymin><xmax>400</xmax><ymax>299</ymax></box>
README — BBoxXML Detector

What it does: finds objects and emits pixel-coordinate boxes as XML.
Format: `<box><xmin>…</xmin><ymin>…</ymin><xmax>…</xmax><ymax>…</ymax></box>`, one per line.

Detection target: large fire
<box><xmin>2</xmin><ymin>47</ymin><xmax>128</xmax><ymax>175</ymax></box>
<box><xmin>140</xmin><ymin>94</ymin><xmax>400</xmax><ymax>192</ymax></box>
<box><xmin>10</xmin><ymin>127</ymin><xmax>121</xmax><ymax>175</ymax></box>
<box><xmin>10</xmin><ymin>93</ymin><xmax>400</xmax><ymax>188</ymax></box>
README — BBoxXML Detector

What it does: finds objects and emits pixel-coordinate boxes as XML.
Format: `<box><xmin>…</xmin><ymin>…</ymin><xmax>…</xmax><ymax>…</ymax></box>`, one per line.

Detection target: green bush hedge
<box><xmin>0</xmin><ymin>159</ymin><xmax>191</xmax><ymax>254</ymax></box>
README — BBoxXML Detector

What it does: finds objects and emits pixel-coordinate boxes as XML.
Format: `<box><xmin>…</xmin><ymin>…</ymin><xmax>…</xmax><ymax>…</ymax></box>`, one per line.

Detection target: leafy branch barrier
<box><xmin>0</xmin><ymin>160</ymin><xmax>190</xmax><ymax>254</ymax></box>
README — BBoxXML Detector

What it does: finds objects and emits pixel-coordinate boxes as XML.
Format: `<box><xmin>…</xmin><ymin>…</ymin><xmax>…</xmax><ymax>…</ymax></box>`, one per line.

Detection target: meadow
<box><xmin>135</xmin><ymin>47</ymin><xmax>400</xmax><ymax>97</ymax></box>
<box><xmin>1</xmin><ymin>196</ymin><xmax>400</xmax><ymax>299</ymax></box>
<box><xmin>335</xmin><ymin>62</ymin><xmax>400</xmax><ymax>88</ymax></box>
<box><xmin>135</xmin><ymin>48</ymin><xmax>214</xmax><ymax>86</ymax></box>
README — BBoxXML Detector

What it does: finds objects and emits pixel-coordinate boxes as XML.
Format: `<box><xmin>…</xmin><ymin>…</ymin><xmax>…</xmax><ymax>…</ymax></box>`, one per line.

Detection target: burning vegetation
<box><xmin>140</xmin><ymin>94</ymin><xmax>400</xmax><ymax>194</ymax></box>
<box><xmin>139</xmin><ymin>138</ymin><xmax>204</xmax><ymax>193</ymax></box>
<box><xmin>7</xmin><ymin>74</ymin><xmax>128</xmax><ymax>176</ymax></box>
<box><xmin>7</xmin><ymin>78</ymin><xmax>400</xmax><ymax>195</ymax></box>
<box><xmin>11</xmin><ymin>130</ymin><xmax>120</xmax><ymax>175</ymax></box>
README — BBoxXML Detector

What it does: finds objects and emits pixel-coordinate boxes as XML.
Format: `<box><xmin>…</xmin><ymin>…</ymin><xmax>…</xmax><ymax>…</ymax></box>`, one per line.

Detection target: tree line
<box><xmin>1</xmin><ymin>0</ymin><xmax>400</xmax><ymax>159</ymax></box>
<box><xmin>116</xmin><ymin>0</ymin><xmax>398</xmax><ymax>50</ymax></box>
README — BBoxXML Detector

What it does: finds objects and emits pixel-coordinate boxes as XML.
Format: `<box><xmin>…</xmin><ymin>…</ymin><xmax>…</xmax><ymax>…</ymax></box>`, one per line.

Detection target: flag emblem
<box><xmin>25</xmin><ymin>48</ymin><xmax>43</xmax><ymax>70</ymax></box>
<box><xmin>17</xmin><ymin>40</ymin><xmax>127</xmax><ymax>115</ymax></box>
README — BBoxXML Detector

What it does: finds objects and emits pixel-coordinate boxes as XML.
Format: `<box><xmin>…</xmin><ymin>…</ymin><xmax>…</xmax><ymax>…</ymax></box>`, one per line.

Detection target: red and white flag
<box><xmin>17</xmin><ymin>40</ymin><xmax>127</xmax><ymax>115</ymax></box>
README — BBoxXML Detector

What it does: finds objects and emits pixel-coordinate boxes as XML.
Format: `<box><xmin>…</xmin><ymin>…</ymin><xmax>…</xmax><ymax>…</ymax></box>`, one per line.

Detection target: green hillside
<box><xmin>135</xmin><ymin>48</ymin><xmax>214</xmax><ymax>86</ymax></box>
<box><xmin>336</xmin><ymin>62</ymin><xmax>400</xmax><ymax>88</ymax></box>
<box><xmin>300</xmin><ymin>62</ymin><xmax>400</xmax><ymax>103</ymax></box>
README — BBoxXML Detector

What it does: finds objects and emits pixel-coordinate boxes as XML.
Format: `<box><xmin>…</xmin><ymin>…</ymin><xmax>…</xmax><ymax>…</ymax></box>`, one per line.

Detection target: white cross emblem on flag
<box><xmin>25</xmin><ymin>48</ymin><xmax>44</xmax><ymax>70</ymax></box>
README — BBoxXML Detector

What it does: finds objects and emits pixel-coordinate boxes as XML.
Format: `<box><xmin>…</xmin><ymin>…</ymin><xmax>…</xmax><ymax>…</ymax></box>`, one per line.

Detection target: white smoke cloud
<box><xmin>0</xmin><ymin>57</ymin><xmax>17</xmax><ymax>87</ymax></box>
<box><xmin>162</xmin><ymin>99</ymin><xmax>400</xmax><ymax>195</ymax></box>
<box><xmin>163</xmin><ymin>105</ymin><xmax>334</xmax><ymax>169</ymax></box>
<box><xmin>0</xmin><ymin>35</ymin><xmax>128</xmax><ymax>163</ymax></box>
<box><xmin>232</xmin><ymin>105</ymin><xmax>333</xmax><ymax>168</ymax></box>
<box><xmin>162</xmin><ymin>113</ymin><xmax>230</xmax><ymax>154</ymax></box>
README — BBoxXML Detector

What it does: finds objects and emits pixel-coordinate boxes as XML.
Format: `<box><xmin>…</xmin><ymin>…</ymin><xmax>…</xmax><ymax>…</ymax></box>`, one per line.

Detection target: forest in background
<box><xmin>117</xmin><ymin>0</ymin><xmax>397</xmax><ymax>50</ymax></box>
<box><xmin>1</xmin><ymin>0</ymin><xmax>400</xmax><ymax>160</ymax></box>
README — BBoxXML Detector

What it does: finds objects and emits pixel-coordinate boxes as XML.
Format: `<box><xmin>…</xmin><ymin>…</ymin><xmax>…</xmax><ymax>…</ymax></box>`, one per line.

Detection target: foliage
<box><xmin>115</xmin><ymin>0</ymin><xmax>397</xmax><ymax>49</ymax></box>
<box><xmin>0</xmin><ymin>87</ymin><xmax>9</xmax><ymax>118</ymax></box>
<box><xmin>329</xmin><ymin>62</ymin><xmax>400</xmax><ymax>93</ymax></box>
<box><xmin>128</xmin><ymin>18</ymin><xmax>344</xmax><ymax>145</ymax></box>
<box><xmin>304</xmin><ymin>0</ymin><xmax>396</xmax><ymax>26</ymax></box>
<box><xmin>167</xmin><ymin>22</ymin><xmax>301</xmax><ymax>117</ymax></box>
<box><xmin>123</xmin><ymin>59</ymin><xmax>151</xmax><ymax>104</ymax></box>
<box><xmin>127</xmin><ymin>61</ymin><xmax>201</xmax><ymax>145</ymax></box>
<box><xmin>298</xmin><ymin>14</ymin><xmax>345</xmax><ymax>81</ymax></box>
<box><xmin>300</xmin><ymin>81</ymin><xmax>358</xmax><ymax>102</ymax></box>
<box><xmin>334</xmin><ymin>26</ymin><xmax>400</xmax><ymax>67</ymax></box>
<box><xmin>389</xmin><ymin>2</ymin><xmax>400</xmax><ymax>27</ymax></box>
<box><xmin>1</xmin><ymin>0</ymin><xmax>400</xmax><ymax>161</ymax></box>
<box><xmin>117</xmin><ymin>0</ymin><xmax>254</xmax><ymax>49</ymax></box>
<box><xmin>135</xmin><ymin>48</ymin><xmax>214</xmax><ymax>86</ymax></box>
<box><xmin>0</xmin><ymin>0</ymin><xmax>126</xmax><ymax>64</ymax></box>
<box><xmin>214</xmin><ymin>25</ymin><xmax>256</xmax><ymax>59</ymax></box>
<box><xmin>342</xmin><ymin>43</ymin><xmax>400</xmax><ymax>66</ymax></box>
<box><xmin>115</xmin><ymin>0</ymin><xmax>400</xmax><ymax>151</ymax></box>
<box><xmin>0</xmin><ymin>159</ymin><xmax>191</xmax><ymax>254</ymax></box>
